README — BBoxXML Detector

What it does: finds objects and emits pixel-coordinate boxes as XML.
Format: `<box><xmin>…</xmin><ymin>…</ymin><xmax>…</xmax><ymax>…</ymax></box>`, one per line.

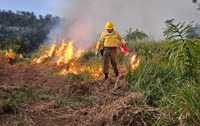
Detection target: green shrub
<box><xmin>126</xmin><ymin>22</ymin><xmax>200</xmax><ymax>125</ymax></box>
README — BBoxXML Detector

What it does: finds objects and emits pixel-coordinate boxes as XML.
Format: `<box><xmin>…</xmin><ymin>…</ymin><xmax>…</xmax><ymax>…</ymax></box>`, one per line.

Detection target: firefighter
<box><xmin>5</xmin><ymin>49</ymin><xmax>15</xmax><ymax>65</ymax></box>
<box><xmin>96</xmin><ymin>21</ymin><xmax>126</xmax><ymax>80</ymax></box>
<box><xmin>19</xmin><ymin>54</ymin><xmax>24</xmax><ymax>61</ymax></box>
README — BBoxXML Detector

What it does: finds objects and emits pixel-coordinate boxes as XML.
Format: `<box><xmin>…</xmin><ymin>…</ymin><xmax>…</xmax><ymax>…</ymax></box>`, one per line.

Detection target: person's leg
<box><xmin>10</xmin><ymin>59</ymin><xmax>15</xmax><ymax>65</ymax></box>
<box><xmin>110</xmin><ymin>48</ymin><xmax>119</xmax><ymax>76</ymax></box>
<box><xmin>8</xmin><ymin>58</ymin><xmax>12</xmax><ymax>65</ymax></box>
<box><xmin>103</xmin><ymin>48</ymin><xmax>110</xmax><ymax>79</ymax></box>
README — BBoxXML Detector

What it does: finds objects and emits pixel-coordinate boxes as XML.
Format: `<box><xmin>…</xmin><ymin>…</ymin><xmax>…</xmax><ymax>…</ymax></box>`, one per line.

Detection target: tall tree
<box><xmin>193</xmin><ymin>0</ymin><xmax>198</xmax><ymax>3</ymax></box>
<box><xmin>0</xmin><ymin>10</ymin><xmax>61</xmax><ymax>53</ymax></box>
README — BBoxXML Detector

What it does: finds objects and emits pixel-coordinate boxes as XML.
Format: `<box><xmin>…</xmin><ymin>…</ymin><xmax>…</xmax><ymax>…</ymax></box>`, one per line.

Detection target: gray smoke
<box><xmin>48</xmin><ymin>0</ymin><xmax>199</xmax><ymax>50</ymax></box>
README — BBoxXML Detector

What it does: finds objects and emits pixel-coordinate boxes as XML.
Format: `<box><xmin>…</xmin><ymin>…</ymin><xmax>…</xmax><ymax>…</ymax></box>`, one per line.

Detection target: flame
<box><xmin>33</xmin><ymin>40</ymin><xmax>79</xmax><ymax>65</ymax></box>
<box><xmin>75</xmin><ymin>48</ymin><xmax>84</xmax><ymax>58</ymax></box>
<box><xmin>48</xmin><ymin>44</ymin><xmax>56</xmax><ymax>57</ymax></box>
<box><xmin>131</xmin><ymin>55</ymin><xmax>140</xmax><ymax>70</ymax></box>
<box><xmin>59</xmin><ymin>64</ymin><xmax>103</xmax><ymax>78</ymax></box>
<box><xmin>33</xmin><ymin>40</ymin><xmax>140</xmax><ymax>78</ymax></box>
<box><xmin>32</xmin><ymin>40</ymin><xmax>103</xmax><ymax>78</ymax></box>
<box><xmin>56</xmin><ymin>41</ymin><xmax>73</xmax><ymax>65</ymax></box>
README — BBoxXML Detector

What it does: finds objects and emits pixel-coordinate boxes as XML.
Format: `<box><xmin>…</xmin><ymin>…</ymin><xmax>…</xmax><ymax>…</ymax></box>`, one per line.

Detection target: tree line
<box><xmin>0</xmin><ymin>10</ymin><xmax>61</xmax><ymax>55</ymax></box>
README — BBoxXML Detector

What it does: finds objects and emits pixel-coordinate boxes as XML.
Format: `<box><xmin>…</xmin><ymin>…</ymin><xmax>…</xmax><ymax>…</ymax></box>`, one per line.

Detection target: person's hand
<box><xmin>123</xmin><ymin>41</ymin><xmax>127</xmax><ymax>45</ymax></box>
<box><xmin>95</xmin><ymin>50</ymin><xmax>99</xmax><ymax>57</ymax></box>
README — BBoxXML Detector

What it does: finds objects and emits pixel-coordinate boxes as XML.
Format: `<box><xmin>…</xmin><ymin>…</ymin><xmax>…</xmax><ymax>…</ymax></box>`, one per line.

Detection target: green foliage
<box><xmin>172</xmin><ymin>83</ymin><xmax>200</xmax><ymax>126</ymax></box>
<box><xmin>126</xmin><ymin>21</ymin><xmax>200</xmax><ymax>125</ymax></box>
<box><xmin>0</xmin><ymin>38</ymin><xmax>28</xmax><ymax>54</ymax></box>
<box><xmin>163</xmin><ymin>21</ymin><xmax>194</xmax><ymax>40</ymax></box>
<box><xmin>126</xmin><ymin>58</ymin><xmax>180</xmax><ymax>106</ymax></box>
<box><xmin>128</xmin><ymin>41</ymin><xmax>165</xmax><ymax>59</ymax></box>
<box><xmin>164</xmin><ymin>21</ymin><xmax>200</xmax><ymax>80</ymax></box>
<box><xmin>125</xmin><ymin>28</ymin><xmax>149</xmax><ymax>41</ymax></box>
<box><xmin>0</xmin><ymin>10</ymin><xmax>61</xmax><ymax>52</ymax></box>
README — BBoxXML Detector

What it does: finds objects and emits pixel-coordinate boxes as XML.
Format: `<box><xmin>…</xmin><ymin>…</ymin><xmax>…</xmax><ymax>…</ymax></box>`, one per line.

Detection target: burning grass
<box><xmin>32</xmin><ymin>40</ymin><xmax>141</xmax><ymax>80</ymax></box>
<box><xmin>32</xmin><ymin>40</ymin><xmax>105</xmax><ymax>79</ymax></box>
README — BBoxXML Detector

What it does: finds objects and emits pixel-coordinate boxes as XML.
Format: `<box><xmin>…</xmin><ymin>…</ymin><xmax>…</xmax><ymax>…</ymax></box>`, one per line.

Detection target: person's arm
<box><xmin>117</xmin><ymin>31</ymin><xmax>126</xmax><ymax>45</ymax></box>
<box><xmin>5</xmin><ymin>52</ymin><xmax>8</xmax><ymax>58</ymax></box>
<box><xmin>96</xmin><ymin>33</ymin><xmax>105</xmax><ymax>51</ymax></box>
<box><xmin>96</xmin><ymin>41</ymin><xmax>103</xmax><ymax>51</ymax></box>
<box><xmin>11</xmin><ymin>53</ymin><xmax>15</xmax><ymax>59</ymax></box>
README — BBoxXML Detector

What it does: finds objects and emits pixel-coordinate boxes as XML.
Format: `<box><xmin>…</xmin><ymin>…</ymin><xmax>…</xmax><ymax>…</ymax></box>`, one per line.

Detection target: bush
<box><xmin>126</xmin><ymin>22</ymin><xmax>200</xmax><ymax>125</ymax></box>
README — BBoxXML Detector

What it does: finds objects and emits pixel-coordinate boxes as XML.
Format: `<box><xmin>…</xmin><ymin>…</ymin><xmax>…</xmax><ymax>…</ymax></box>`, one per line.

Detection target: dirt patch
<box><xmin>0</xmin><ymin>62</ymin><xmax>162</xmax><ymax>126</ymax></box>
<box><xmin>0</xmin><ymin>99</ymin><xmax>4</xmax><ymax>114</ymax></box>
<box><xmin>27</xmin><ymin>92</ymin><xmax>162</xmax><ymax>126</ymax></box>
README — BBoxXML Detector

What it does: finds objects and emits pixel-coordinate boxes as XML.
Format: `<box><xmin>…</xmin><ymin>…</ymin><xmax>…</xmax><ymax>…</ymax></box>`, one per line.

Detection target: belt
<box><xmin>103</xmin><ymin>47</ymin><xmax>117</xmax><ymax>49</ymax></box>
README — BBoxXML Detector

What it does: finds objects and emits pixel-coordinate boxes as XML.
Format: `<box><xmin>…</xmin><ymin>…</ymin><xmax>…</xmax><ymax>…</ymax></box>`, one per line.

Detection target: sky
<box><xmin>0</xmin><ymin>0</ymin><xmax>200</xmax><ymax>47</ymax></box>
<box><xmin>0</xmin><ymin>0</ymin><xmax>60</xmax><ymax>16</ymax></box>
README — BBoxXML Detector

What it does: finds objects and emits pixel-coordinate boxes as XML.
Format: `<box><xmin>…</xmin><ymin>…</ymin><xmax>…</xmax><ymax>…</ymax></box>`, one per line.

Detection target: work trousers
<box><xmin>103</xmin><ymin>47</ymin><xmax>119</xmax><ymax>74</ymax></box>
<box><xmin>9</xmin><ymin>58</ymin><xmax>15</xmax><ymax>65</ymax></box>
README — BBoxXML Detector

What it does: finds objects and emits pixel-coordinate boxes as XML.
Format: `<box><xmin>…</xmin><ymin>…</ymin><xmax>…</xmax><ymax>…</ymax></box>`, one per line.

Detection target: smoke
<box><xmin>48</xmin><ymin>0</ymin><xmax>200</xmax><ymax>50</ymax></box>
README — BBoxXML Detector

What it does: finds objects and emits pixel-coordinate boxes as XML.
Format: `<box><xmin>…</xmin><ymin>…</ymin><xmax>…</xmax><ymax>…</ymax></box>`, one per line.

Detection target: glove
<box><xmin>123</xmin><ymin>41</ymin><xmax>127</xmax><ymax>45</ymax></box>
<box><xmin>95</xmin><ymin>50</ymin><xmax>99</xmax><ymax>57</ymax></box>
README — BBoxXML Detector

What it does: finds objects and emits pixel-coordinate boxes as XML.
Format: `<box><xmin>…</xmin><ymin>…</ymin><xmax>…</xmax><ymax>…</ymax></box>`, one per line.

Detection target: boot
<box><xmin>104</xmin><ymin>73</ymin><xmax>108</xmax><ymax>80</ymax></box>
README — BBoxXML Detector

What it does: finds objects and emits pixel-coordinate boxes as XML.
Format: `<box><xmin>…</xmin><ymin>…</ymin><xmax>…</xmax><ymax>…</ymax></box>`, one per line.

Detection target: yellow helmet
<box><xmin>105</xmin><ymin>21</ymin><xmax>114</xmax><ymax>30</ymax></box>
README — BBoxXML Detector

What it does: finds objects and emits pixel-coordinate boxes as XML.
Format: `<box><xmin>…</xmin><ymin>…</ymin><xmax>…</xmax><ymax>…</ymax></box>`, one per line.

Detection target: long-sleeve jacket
<box><xmin>6</xmin><ymin>51</ymin><xmax>14</xmax><ymax>59</ymax></box>
<box><xmin>96</xmin><ymin>30</ymin><xmax>125</xmax><ymax>51</ymax></box>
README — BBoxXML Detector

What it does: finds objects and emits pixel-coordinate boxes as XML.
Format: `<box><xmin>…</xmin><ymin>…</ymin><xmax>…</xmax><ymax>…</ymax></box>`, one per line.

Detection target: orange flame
<box><xmin>56</xmin><ymin>41</ymin><xmax>73</xmax><ymax>65</ymax></box>
<box><xmin>33</xmin><ymin>40</ymin><xmax>81</xmax><ymax>65</ymax></box>
<box><xmin>32</xmin><ymin>40</ymin><xmax>103</xmax><ymax>78</ymax></box>
<box><xmin>131</xmin><ymin>55</ymin><xmax>140</xmax><ymax>70</ymax></box>
<box><xmin>48</xmin><ymin>44</ymin><xmax>56</xmax><ymax>57</ymax></box>
<box><xmin>75</xmin><ymin>48</ymin><xmax>84</xmax><ymax>58</ymax></box>
<box><xmin>59</xmin><ymin>65</ymin><xmax>103</xmax><ymax>78</ymax></box>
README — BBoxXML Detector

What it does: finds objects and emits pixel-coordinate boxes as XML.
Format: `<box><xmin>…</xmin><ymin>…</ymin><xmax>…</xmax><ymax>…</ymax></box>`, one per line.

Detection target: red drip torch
<box><xmin>119</xmin><ymin>45</ymin><xmax>129</xmax><ymax>56</ymax></box>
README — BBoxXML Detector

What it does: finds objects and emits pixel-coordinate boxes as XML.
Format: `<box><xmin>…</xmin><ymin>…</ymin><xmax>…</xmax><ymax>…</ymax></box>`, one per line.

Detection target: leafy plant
<box><xmin>125</xmin><ymin>28</ymin><xmax>149</xmax><ymax>41</ymax></box>
<box><xmin>126</xmin><ymin>21</ymin><xmax>200</xmax><ymax>125</ymax></box>
<box><xmin>163</xmin><ymin>21</ymin><xmax>200</xmax><ymax>80</ymax></box>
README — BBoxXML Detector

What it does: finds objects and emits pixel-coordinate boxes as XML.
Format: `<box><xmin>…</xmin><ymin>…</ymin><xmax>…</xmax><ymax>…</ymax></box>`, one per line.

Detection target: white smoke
<box><xmin>48</xmin><ymin>0</ymin><xmax>200</xmax><ymax>49</ymax></box>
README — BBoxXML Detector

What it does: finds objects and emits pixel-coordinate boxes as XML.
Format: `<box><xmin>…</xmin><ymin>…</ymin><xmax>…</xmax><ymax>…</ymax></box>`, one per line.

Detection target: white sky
<box><xmin>0</xmin><ymin>0</ymin><xmax>200</xmax><ymax>40</ymax></box>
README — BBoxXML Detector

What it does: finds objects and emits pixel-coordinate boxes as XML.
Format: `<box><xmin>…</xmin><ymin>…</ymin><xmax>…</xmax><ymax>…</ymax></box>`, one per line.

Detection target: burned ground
<box><xmin>0</xmin><ymin>62</ymin><xmax>162</xmax><ymax>126</ymax></box>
